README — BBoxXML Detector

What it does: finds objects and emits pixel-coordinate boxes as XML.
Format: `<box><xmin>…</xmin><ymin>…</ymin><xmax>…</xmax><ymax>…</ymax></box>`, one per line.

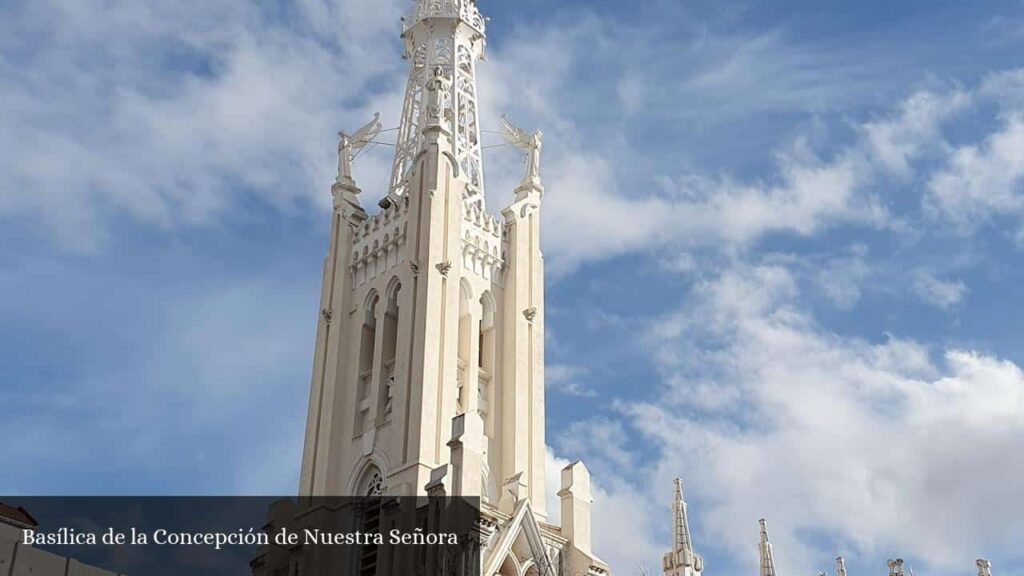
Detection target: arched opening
<box><xmin>478</xmin><ymin>292</ymin><xmax>495</xmax><ymax>428</ymax></box>
<box><xmin>357</xmin><ymin>465</ymin><xmax>383</xmax><ymax>576</ymax></box>
<box><xmin>498</xmin><ymin>554</ymin><xmax>520</xmax><ymax>576</ymax></box>
<box><xmin>356</xmin><ymin>293</ymin><xmax>379</xmax><ymax>434</ymax></box>
<box><xmin>378</xmin><ymin>281</ymin><xmax>401</xmax><ymax>421</ymax></box>
<box><xmin>456</xmin><ymin>280</ymin><xmax>473</xmax><ymax>415</ymax></box>
<box><xmin>358</xmin><ymin>465</ymin><xmax>384</xmax><ymax>497</ymax></box>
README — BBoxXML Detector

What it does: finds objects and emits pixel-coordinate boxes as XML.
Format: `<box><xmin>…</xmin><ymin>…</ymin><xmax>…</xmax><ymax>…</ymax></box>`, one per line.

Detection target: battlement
<box><xmin>351</xmin><ymin>196</ymin><xmax>411</xmax><ymax>287</ymax></box>
<box><xmin>461</xmin><ymin>203</ymin><xmax>505</xmax><ymax>285</ymax></box>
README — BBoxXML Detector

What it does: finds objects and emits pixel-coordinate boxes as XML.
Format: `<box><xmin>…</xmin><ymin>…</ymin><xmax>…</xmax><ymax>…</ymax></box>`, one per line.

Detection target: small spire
<box><xmin>759</xmin><ymin>519</ymin><xmax>776</xmax><ymax>576</ymax></box>
<box><xmin>887</xmin><ymin>559</ymin><xmax>905</xmax><ymax>576</ymax></box>
<box><xmin>835</xmin><ymin>557</ymin><xmax>847</xmax><ymax>576</ymax></box>
<box><xmin>663</xmin><ymin>478</ymin><xmax>704</xmax><ymax>576</ymax></box>
<box><xmin>976</xmin><ymin>559</ymin><xmax>992</xmax><ymax>576</ymax></box>
<box><xmin>672</xmin><ymin>478</ymin><xmax>694</xmax><ymax>555</ymax></box>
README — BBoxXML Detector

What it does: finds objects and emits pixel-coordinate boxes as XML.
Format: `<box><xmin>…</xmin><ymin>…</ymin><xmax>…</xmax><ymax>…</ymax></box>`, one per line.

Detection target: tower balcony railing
<box><xmin>405</xmin><ymin>0</ymin><xmax>486</xmax><ymax>35</ymax></box>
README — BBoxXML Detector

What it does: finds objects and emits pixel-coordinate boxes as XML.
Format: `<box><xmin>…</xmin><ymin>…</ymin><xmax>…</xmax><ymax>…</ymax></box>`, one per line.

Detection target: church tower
<box><xmin>296</xmin><ymin>1</ymin><xmax>609</xmax><ymax>574</ymax></box>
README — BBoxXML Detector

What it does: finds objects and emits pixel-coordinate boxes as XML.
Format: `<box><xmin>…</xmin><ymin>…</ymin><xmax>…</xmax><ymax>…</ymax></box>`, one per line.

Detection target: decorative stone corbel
<box><xmin>523</xmin><ymin>307</ymin><xmax>538</xmax><ymax>322</ymax></box>
<box><xmin>436</xmin><ymin>261</ymin><xmax>452</xmax><ymax>276</ymax></box>
<box><xmin>321</xmin><ymin>308</ymin><xmax>333</xmax><ymax>323</ymax></box>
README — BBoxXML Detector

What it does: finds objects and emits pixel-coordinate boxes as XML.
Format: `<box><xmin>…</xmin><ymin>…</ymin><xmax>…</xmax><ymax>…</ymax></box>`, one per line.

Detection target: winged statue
<box><xmin>337</xmin><ymin>112</ymin><xmax>382</xmax><ymax>185</ymax></box>
<box><xmin>500</xmin><ymin>115</ymin><xmax>543</xmax><ymax>188</ymax></box>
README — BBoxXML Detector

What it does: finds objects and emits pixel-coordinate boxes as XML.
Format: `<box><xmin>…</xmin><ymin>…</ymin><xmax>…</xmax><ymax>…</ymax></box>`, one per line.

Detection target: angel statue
<box><xmin>500</xmin><ymin>115</ymin><xmax>543</xmax><ymax>188</ymax></box>
<box><xmin>337</xmin><ymin>112</ymin><xmax>382</xmax><ymax>185</ymax></box>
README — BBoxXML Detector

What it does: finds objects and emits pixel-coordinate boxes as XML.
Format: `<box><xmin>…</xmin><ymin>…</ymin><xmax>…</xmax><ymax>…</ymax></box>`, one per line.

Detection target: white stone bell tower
<box><xmin>296</xmin><ymin>1</ymin><xmax>609</xmax><ymax>574</ymax></box>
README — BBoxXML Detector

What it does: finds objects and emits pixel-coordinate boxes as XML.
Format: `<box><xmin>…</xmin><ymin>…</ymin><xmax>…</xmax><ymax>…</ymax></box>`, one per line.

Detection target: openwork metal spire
<box><xmin>759</xmin><ymin>519</ymin><xmax>776</xmax><ymax>576</ymax></box>
<box><xmin>389</xmin><ymin>0</ymin><xmax>488</xmax><ymax>206</ymax></box>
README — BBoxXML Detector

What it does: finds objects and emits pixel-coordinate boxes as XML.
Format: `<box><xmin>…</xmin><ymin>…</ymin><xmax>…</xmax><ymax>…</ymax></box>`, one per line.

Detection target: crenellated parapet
<box><xmin>350</xmin><ymin>195</ymin><xmax>411</xmax><ymax>287</ymax></box>
<box><xmin>461</xmin><ymin>203</ymin><xmax>505</xmax><ymax>285</ymax></box>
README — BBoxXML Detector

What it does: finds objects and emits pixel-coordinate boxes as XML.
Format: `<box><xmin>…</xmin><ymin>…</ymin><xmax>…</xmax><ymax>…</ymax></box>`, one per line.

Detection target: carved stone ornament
<box><xmin>436</xmin><ymin>261</ymin><xmax>453</xmax><ymax>276</ymax></box>
<box><xmin>523</xmin><ymin>307</ymin><xmax>538</xmax><ymax>322</ymax></box>
<box><xmin>501</xmin><ymin>115</ymin><xmax>543</xmax><ymax>188</ymax></box>
<box><xmin>321</xmin><ymin>308</ymin><xmax>334</xmax><ymax>323</ymax></box>
<box><xmin>337</xmin><ymin>112</ymin><xmax>382</xmax><ymax>185</ymax></box>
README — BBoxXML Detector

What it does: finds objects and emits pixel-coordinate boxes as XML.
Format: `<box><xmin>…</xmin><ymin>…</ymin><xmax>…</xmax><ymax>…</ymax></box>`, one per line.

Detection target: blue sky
<box><xmin>3</xmin><ymin>1</ymin><xmax>1024</xmax><ymax>575</ymax></box>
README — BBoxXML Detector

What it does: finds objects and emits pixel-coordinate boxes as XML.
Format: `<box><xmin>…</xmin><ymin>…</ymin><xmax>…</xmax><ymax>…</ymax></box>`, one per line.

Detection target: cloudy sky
<box><xmin>2</xmin><ymin>0</ymin><xmax>1024</xmax><ymax>575</ymax></box>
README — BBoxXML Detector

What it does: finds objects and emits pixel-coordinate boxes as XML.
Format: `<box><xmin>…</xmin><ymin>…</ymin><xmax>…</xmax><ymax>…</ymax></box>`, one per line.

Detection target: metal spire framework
<box><xmin>759</xmin><ymin>519</ymin><xmax>777</xmax><ymax>576</ymax></box>
<box><xmin>663</xmin><ymin>478</ymin><xmax>703</xmax><ymax>576</ymax></box>
<box><xmin>389</xmin><ymin>0</ymin><xmax>488</xmax><ymax>206</ymax></box>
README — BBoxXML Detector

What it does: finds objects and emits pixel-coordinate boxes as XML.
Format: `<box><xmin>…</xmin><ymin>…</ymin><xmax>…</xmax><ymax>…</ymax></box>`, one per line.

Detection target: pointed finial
<box><xmin>887</xmin><ymin>559</ymin><xmax>905</xmax><ymax>576</ymax></box>
<box><xmin>835</xmin><ymin>557</ymin><xmax>847</xmax><ymax>576</ymax></box>
<box><xmin>976</xmin><ymin>559</ymin><xmax>992</xmax><ymax>576</ymax></box>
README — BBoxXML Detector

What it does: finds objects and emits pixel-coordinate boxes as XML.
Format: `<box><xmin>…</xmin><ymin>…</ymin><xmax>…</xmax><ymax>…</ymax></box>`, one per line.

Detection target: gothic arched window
<box><xmin>478</xmin><ymin>292</ymin><xmax>495</xmax><ymax>429</ymax></box>
<box><xmin>355</xmin><ymin>293</ymin><xmax>379</xmax><ymax>434</ymax></box>
<box><xmin>357</xmin><ymin>465</ymin><xmax>384</xmax><ymax>576</ymax></box>
<box><xmin>379</xmin><ymin>281</ymin><xmax>401</xmax><ymax>421</ymax></box>
<box><xmin>456</xmin><ymin>280</ymin><xmax>473</xmax><ymax>415</ymax></box>
<box><xmin>362</xmin><ymin>468</ymin><xmax>383</xmax><ymax>497</ymax></box>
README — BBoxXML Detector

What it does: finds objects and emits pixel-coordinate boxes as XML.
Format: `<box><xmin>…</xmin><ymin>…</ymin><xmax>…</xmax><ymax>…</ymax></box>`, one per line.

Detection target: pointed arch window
<box><xmin>378</xmin><ymin>281</ymin><xmax>401</xmax><ymax>421</ymax></box>
<box><xmin>478</xmin><ymin>292</ymin><xmax>495</xmax><ymax>427</ymax></box>
<box><xmin>355</xmin><ymin>293</ymin><xmax>379</xmax><ymax>435</ymax></box>
<box><xmin>456</xmin><ymin>281</ymin><xmax>473</xmax><ymax>415</ymax></box>
<box><xmin>361</xmin><ymin>467</ymin><xmax>384</xmax><ymax>497</ymax></box>
<box><xmin>357</xmin><ymin>465</ymin><xmax>383</xmax><ymax>576</ymax></box>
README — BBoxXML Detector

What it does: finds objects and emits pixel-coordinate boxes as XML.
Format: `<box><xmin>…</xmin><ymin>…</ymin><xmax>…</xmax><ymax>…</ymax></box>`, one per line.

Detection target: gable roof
<box><xmin>483</xmin><ymin>499</ymin><xmax>555</xmax><ymax>576</ymax></box>
<box><xmin>0</xmin><ymin>503</ymin><xmax>39</xmax><ymax>529</ymax></box>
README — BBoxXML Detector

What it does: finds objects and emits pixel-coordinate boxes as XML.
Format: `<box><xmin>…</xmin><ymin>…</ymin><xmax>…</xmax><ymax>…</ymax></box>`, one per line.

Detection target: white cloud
<box><xmin>529</xmin><ymin>143</ymin><xmax>887</xmax><ymax>274</ymax></box>
<box><xmin>910</xmin><ymin>269</ymin><xmax>968</xmax><ymax>309</ymax></box>
<box><xmin>547</xmin><ymin>364</ymin><xmax>597</xmax><ymax>398</ymax></box>
<box><xmin>926</xmin><ymin>113</ymin><xmax>1024</xmax><ymax>232</ymax></box>
<box><xmin>0</xmin><ymin>0</ymin><xmax>406</xmax><ymax>251</ymax></box>
<box><xmin>814</xmin><ymin>245</ymin><xmax>872</xmax><ymax>309</ymax></box>
<box><xmin>563</xmin><ymin>261</ymin><xmax>1024</xmax><ymax>574</ymax></box>
<box><xmin>861</xmin><ymin>90</ymin><xmax>969</xmax><ymax>176</ymax></box>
